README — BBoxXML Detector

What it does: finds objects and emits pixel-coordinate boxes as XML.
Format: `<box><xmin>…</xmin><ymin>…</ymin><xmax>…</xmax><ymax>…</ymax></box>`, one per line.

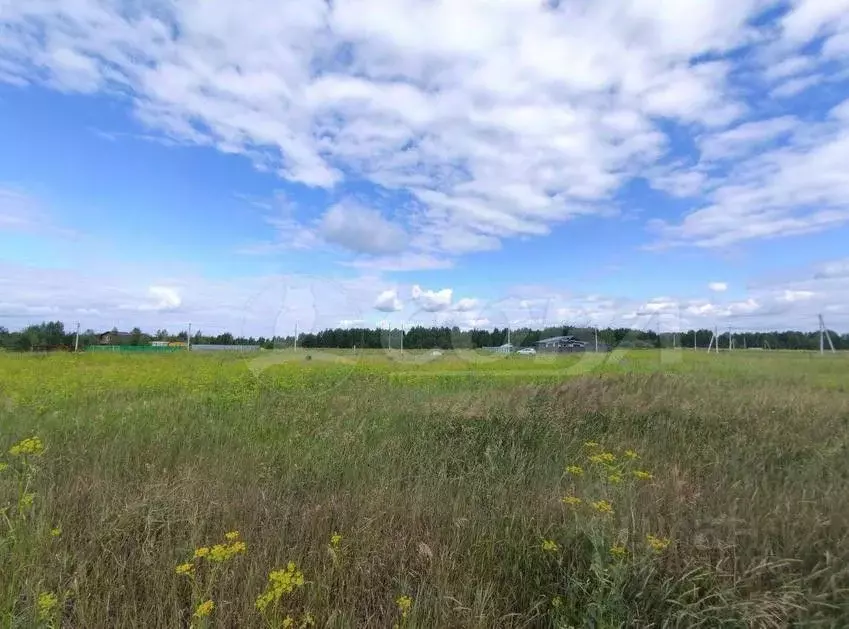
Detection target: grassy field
<box><xmin>2</xmin><ymin>349</ymin><xmax>849</xmax><ymax>628</ymax></box>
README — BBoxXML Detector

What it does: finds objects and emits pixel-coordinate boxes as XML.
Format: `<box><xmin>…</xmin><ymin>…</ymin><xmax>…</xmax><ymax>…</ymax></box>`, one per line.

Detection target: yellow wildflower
<box><xmin>229</xmin><ymin>540</ymin><xmax>247</xmax><ymax>555</ymax></box>
<box><xmin>330</xmin><ymin>532</ymin><xmax>342</xmax><ymax>549</ymax></box>
<box><xmin>565</xmin><ymin>465</ymin><xmax>584</xmax><ymax>477</ymax></box>
<box><xmin>541</xmin><ymin>539</ymin><xmax>559</xmax><ymax>552</ymax></box>
<box><xmin>646</xmin><ymin>534</ymin><xmax>671</xmax><ymax>552</ymax></box>
<box><xmin>255</xmin><ymin>562</ymin><xmax>305</xmax><ymax>612</ymax></box>
<box><xmin>50</xmin><ymin>527</ymin><xmax>62</xmax><ymax>537</ymax></box>
<box><xmin>9</xmin><ymin>436</ymin><xmax>44</xmax><ymax>457</ymax></box>
<box><xmin>396</xmin><ymin>595</ymin><xmax>413</xmax><ymax>619</ymax></box>
<box><xmin>37</xmin><ymin>592</ymin><xmax>58</xmax><ymax>622</ymax></box>
<box><xmin>208</xmin><ymin>540</ymin><xmax>246</xmax><ymax>562</ymax></box>
<box><xmin>551</xmin><ymin>595</ymin><xmax>563</xmax><ymax>609</ymax></box>
<box><xmin>610</xmin><ymin>544</ymin><xmax>627</xmax><ymax>558</ymax></box>
<box><xmin>589</xmin><ymin>452</ymin><xmax>616</xmax><ymax>465</ymax></box>
<box><xmin>175</xmin><ymin>562</ymin><xmax>194</xmax><ymax>576</ymax></box>
<box><xmin>634</xmin><ymin>470</ymin><xmax>654</xmax><ymax>481</ymax></box>
<box><xmin>583</xmin><ymin>441</ymin><xmax>601</xmax><ymax>449</ymax></box>
<box><xmin>282</xmin><ymin>617</ymin><xmax>295</xmax><ymax>628</ymax></box>
<box><xmin>224</xmin><ymin>530</ymin><xmax>240</xmax><ymax>541</ymax></box>
<box><xmin>300</xmin><ymin>612</ymin><xmax>316</xmax><ymax>628</ymax></box>
<box><xmin>193</xmin><ymin>547</ymin><xmax>210</xmax><ymax>559</ymax></box>
<box><xmin>193</xmin><ymin>600</ymin><xmax>214</xmax><ymax>618</ymax></box>
<box><xmin>0</xmin><ymin>462</ymin><xmax>8</xmax><ymax>472</ymax></box>
<box><xmin>607</xmin><ymin>473</ymin><xmax>623</xmax><ymax>484</ymax></box>
<box><xmin>561</xmin><ymin>495</ymin><xmax>582</xmax><ymax>507</ymax></box>
<box><xmin>591</xmin><ymin>500</ymin><xmax>614</xmax><ymax>515</ymax></box>
<box><xmin>19</xmin><ymin>492</ymin><xmax>36</xmax><ymax>509</ymax></box>
<box><xmin>623</xmin><ymin>449</ymin><xmax>639</xmax><ymax>460</ymax></box>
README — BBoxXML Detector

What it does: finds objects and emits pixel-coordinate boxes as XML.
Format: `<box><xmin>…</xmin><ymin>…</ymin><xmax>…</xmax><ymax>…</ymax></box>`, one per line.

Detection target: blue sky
<box><xmin>2</xmin><ymin>0</ymin><xmax>849</xmax><ymax>336</ymax></box>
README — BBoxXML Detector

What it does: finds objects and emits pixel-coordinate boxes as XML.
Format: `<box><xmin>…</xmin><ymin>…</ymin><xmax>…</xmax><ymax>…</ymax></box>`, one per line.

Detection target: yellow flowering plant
<box><xmin>646</xmin><ymin>534</ymin><xmax>672</xmax><ymax>552</ymax></box>
<box><xmin>328</xmin><ymin>531</ymin><xmax>344</xmax><ymax>565</ymax></box>
<box><xmin>37</xmin><ymin>591</ymin><xmax>59</xmax><ymax>627</ymax></box>
<box><xmin>541</xmin><ymin>539</ymin><xmax>560</xmax><ymax>552</ymax></box>
<box><xmin>393</xmin><ymin>595</ymin><xmax>414</xmax><ymax>628</ymax></box>
<box><xmin>176</xmin><ymin>530</ymin><xmax>247</xmax><ymax>628</ymax></box>
<box><xmin>255</xmin><ymin>562</ymin><xmax>306</xmax><ymax>627</ymax></box>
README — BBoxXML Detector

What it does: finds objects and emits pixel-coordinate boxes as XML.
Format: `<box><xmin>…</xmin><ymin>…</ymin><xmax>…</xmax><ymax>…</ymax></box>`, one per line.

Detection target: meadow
<box><xmin>1</xmin><ymin>348</ymin><xmax>849</xmax><ymax>628</ymax></box>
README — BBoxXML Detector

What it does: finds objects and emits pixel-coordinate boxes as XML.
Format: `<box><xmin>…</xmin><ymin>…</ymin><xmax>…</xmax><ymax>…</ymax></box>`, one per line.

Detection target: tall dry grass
<box><xmin>1</xmin><ymin>351</ymin><xmax>849</xmax><ymax>627</ymax></box>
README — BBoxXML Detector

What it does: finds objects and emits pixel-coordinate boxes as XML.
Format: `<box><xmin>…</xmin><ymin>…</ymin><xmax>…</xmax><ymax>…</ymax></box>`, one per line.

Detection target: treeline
<box><xmin>1</xmin><ymin>321</ymin><xmax>846</xmax><ymax>352</ymax></box>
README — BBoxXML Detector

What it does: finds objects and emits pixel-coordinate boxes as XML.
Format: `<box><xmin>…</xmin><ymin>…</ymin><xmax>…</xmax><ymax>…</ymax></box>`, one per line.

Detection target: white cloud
<box><xmin>0</xmin><ymin>261</ymin><xmax>395</xmax><ymax>336</ymax></box>
<box><xmin>0</xmin><ymin>0</ymin><xmax>768</xmax><ymax>259</ymax></box>
<box><xmin>345</xmin><ymin>253</ymin><xmax>453</xmax><ymax>272</ymax></box>
<box><xmin>815</xmin><ymin>258</ymin><xmax>849</xmax><ymax>279</ymax></box>
<box><xmin>708</xmin><ymin>282</ymin><xmax>728</xmax><ymax>292</ymax></box>
<box><xmin>453</xmin><ymin>298</ymin><xmax>479</xmax><ymax>312</ymax></box>
<box><xmin>698</xmin><ymin>117</ymin><xmax>798</xmax><ymax>161</ymax></box>
<box><xmin>144</xmin><ymin>286</ymin><xmax>182</xmax><ymax>311</ymax></box>
<box><xmin>763</xmin><ymin>55</ymin><xmax>817</xmax><ymax>81</ymax></box>
<box><xmin>779</xmin><ymin>289</ymin><xmax>815</xmax><ymax>303</ymax></box>
<box><xmin>651</xmin><ymin>107</ymin><xmax>849</xmax><ymax>248</ymax></box>
<box><xmin>780</xmin><ymin>0</ymin><xmax>849</xmax><ymax>45</ymax></box>
<box><xmin>770</xmin><ymin>75</ymin><xmax>822</xmax><ymax>98</ymax></box>
<box><xmin>318</xmin><ymin>202</ymin><xmax>407</xmax><ymax>255</ymax></box>
<box><xmin>2</xmin><ymin>256</ymin><xmax>849</xmax><ymax>335</ymax></box>
<box><xmin>411</xmin><ymin>285</ymin><xmax>453</xmax><ymax>312</ymax></box>
<box><xmin>4</xmin><ymin>1</ymin><xmax>849</xmax><ymax>259</ymax></box>
<box><xmin>374</xmin><ymin>289</ymin><xmax>403</xmax><ymax>312</ymax></box>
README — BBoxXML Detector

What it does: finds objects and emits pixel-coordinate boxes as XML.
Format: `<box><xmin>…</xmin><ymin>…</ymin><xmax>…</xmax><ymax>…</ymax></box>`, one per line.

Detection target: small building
<box><xmin>98</xmin><ymin>331</ymin><xmax>133</xmax><ymax>345</ymax></box>
<box><xmin>535</xmin><ymin>335</ymin><xmax>610</xmax><ymax>353</ymax></box>
<box><xmin>151</xmin><ymin>341</ymin><xmax>169</xmax><ymax>347</ymax></box>
<box><xmin>535</xmin><ymin>335</ymin><xmax>584</xmax><ymax>351</ymax></box>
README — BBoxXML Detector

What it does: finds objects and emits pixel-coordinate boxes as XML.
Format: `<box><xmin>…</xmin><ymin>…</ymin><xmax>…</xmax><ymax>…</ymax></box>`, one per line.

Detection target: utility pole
<box><xmin>74</xmin><ymin>321</ymin><xmax>80</xmax><ymax>352</ymax></box>
<box><xmin>728</xmin><ymin>326</ymin><xmax>733</xmax><ymax>351</ymax></box>
<box><xmin>819</xmin><ymin>314</ymin><xmax>836</xmax><ymax>354</ymax></box>
<box><xmin>187</xmin><ymin>322</ymin><xmax>192</xmax><ymax>351</ymax></box>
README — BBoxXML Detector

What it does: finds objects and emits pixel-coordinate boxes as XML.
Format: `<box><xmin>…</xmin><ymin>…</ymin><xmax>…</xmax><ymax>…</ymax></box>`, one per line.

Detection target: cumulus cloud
<box><xmin>374</xmin><ymin>289</ymin><xmax>403</xmax><ymax>312</ymax></box>
<box><xmin>144</xmin><ymin>286</ymin><xmax>182</xmax><ymax>311</ymax></box>
<box><xmin>708</xmin><ymin>282</ymin><xmax>728</xmax><ymax>292</ymax></box>
<box><xmin>814</xmin><ymin>259</ymin><xmax>849</xmax><ymax>279</ymax></box>
<box><xmin>698</xmin><ymin>117</ymin><xmax>798</xmax><ymax>161</ymax></box>
<box><xmin>318</xmin><ymin>202</ymin><xmax>408</xmax><ymax>255</ymax></box>
<box><xmin>1</xmin><ymin>0</ymin><xmax>828</xmax><ymax>260</ymax></box>
<box><xmin>453</xmin><ymin>298</ymin><xmax>479</xmax><ymax>312</ymax></box>
<box><xmin>3</xmin><ymin>1</ymin><xmax>849</xmax><ymax>259</ymax></box>
<box><xmin>650</xmin><ymin>104</ymin><xmax>849</xmax><ymax>248</ymax></box>
<box><xmin>0</xmin><ymin>261</ymin><xmax>389</xmax><ymax>336</ymax></box>
<box><xmin>411</xmin><ymin>285</ymin><xmax>453</xmax><ymax>312</ymax></box>
<box><xmin>2</xmin><ymin>256</ymin><xmax>848</xmax><ymax>335</ymax></box>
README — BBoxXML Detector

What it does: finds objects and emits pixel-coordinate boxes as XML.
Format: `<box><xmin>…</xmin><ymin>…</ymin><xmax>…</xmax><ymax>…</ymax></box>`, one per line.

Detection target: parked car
<box><xmin>517</xmin><ymin>347</ymin><xmax>536</xmax><ymax>355</ymax></box>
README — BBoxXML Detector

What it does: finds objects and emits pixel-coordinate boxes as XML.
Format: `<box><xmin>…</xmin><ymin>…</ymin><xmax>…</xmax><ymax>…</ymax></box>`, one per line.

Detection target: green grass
<box><xmin>1</xmin><ymin>349</ymin><xmax>849</xmax><ymax>627</ymax></box>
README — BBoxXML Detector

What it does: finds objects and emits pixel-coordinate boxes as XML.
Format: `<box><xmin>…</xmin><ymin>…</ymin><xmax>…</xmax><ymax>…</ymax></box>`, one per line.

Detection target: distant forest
<box><xmin>0</xmin><ymin>321</ymin><xmax>844</xmax><ymax>352</ymax></box>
